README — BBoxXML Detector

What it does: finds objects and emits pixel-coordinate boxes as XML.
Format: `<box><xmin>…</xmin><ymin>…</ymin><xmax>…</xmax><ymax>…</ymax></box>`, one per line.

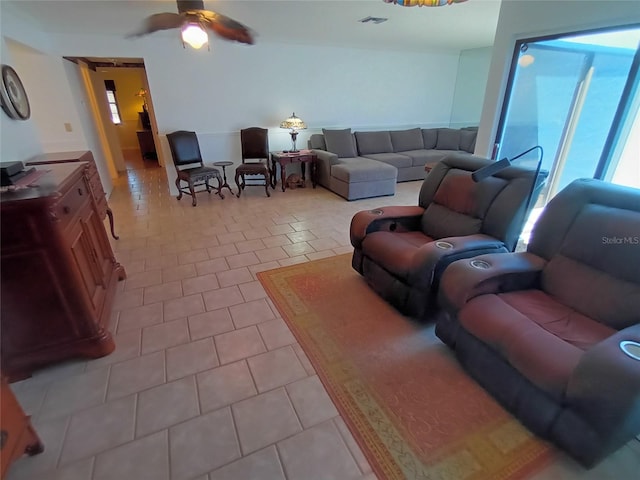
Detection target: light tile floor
<box><xmin>6</xmin><ymin>159</ymin><xmax>639</xmax><ymax>479</ymax></box>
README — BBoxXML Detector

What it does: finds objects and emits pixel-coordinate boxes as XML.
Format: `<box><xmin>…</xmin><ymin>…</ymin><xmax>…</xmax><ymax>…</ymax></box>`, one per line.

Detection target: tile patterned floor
<box><xmin>6</xmin><ymin>157</ymin><xmax>640</xmax><ymax>479</ymax></box>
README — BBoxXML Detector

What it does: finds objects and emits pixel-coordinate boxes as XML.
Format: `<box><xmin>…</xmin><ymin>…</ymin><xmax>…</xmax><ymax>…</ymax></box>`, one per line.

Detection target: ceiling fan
<box><xmin>127</xmin><ymin>0</ymin><xmax>254</xmax><ymax>49</ymax></box>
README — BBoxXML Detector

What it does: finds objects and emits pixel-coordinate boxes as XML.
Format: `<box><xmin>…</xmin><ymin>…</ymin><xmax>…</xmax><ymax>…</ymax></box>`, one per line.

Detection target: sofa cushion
<box><xmin>355</xmin><ymin>131</ymin><xmax>393</xmax><ymax>155</ymax></box>
<box><xmin>361</xmin><ymin>152</ymin><xmax>412</xmax><ymax>169</ymax></box>
<box><xmin>331</xmin><ymin>158</ymin><xmax>397</xmax><ymax>183</ymax></box>
<box><xmin>323</xmin><ymin>128</ymin><xmax>357</xmax><ymax>158</ymax></box>
<box><xmin>459</xmin><ymin>129</ymin><xmax>477</xmax><ymax>153</ymax></box>
<box><xmin>390</xmin><ymin>128</ymin><xmax>424</xmax><ymax>152</ymax></box>
<box><xmin>422</xmin><ymin>128</ymin><xmax>438</xmax><ymax>149</ymax></box>
<box><xmin>422</xmin><ymin>150</ymin><xmax>456</xmax><ymax>164</ymax></box>
<box><xmin>396</xmin><ymin>150</ymin><xmax>432</xmax><ymax>167</ymax></box>
<box><xmin>459</xmin><ymin>290</ymin><xmax>615</xmax><ymax>399</ymax></box>
<box><xmin>436</xmin><ymin>128</ymin><xmax>461</xmax><ymax>150</ymax></box>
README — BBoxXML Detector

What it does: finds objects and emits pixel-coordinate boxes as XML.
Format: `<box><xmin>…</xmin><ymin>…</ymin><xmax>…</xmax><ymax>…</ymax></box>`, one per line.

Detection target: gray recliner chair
<box><xmin>436</xmin><ymin>178</ymin><xmax>640</xmax><ymax>467</ymax></box>
<box><xmin>350</xmin><ymin>153</ymin><xmax>541</xmax><ymax>318</ymax></box>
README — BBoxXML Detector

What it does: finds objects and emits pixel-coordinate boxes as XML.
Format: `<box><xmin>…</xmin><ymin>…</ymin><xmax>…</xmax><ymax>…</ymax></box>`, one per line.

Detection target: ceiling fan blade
<box><xmin>127</xmin><ymin>12</ymin><xmax>186</xmax><ymax>38</ymax></box>
<box><xmin>201</xmin><ymin>12</ymin><xmax>254</xmax><ymax>45</ymax></box>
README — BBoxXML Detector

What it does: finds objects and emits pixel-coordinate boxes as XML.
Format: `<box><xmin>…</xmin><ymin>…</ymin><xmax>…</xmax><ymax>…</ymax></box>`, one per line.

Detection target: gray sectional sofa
<box><xmin>308</xmin><ymin>127</ymin><xmax>478</xmax><ymax>200</ymax></box>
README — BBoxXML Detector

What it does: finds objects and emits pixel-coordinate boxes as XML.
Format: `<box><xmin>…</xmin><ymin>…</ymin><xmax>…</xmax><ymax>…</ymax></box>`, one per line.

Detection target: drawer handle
<box><xmin>63</xmin><ymin>206</ymin><xmax>71</xmax><ymax>214</ymax></box>
<box><xmin>78</xmin><ymin>188</ymin><xmax>83</xmax><ymax>196</ymax></box>
<box><xmin>0</xmin><ymin>430</ymin><xmax>7</xmax><ymax>450</ymax></box>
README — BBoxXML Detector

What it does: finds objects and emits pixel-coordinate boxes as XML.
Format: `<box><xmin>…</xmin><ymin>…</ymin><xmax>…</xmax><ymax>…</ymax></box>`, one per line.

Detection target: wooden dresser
<box><xmin>136</xmin><ymin>130</ymin><xmax>157</xmax><ymax>160</ymax></box>
<box><xmin>0</xmin><ymin>163</ymin><xmax>125</xmax><ymax>381</ymax></box>
<box><xmin>0</xmin><ymin>376</ymin><xmax>43</xmax><ymax>478</ymax></box>
<box><xmin>26</xmin><ymin>150</ymin><xmax>118</xmax><ymax>239</ymax></box>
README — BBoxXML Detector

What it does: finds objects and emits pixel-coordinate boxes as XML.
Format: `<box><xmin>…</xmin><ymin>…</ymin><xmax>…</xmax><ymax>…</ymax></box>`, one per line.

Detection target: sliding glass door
<box><xmin>496</xmin><ymin>26</ymin><xmax>640</xmax><ymax>206</ymax></box>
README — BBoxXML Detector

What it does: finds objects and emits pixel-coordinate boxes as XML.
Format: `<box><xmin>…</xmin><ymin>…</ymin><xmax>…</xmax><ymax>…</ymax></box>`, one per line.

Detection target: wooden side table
<box><xmin>213</xmin><ymin>161</ymin><xmax>235</xmax><ymax>195</ymax></box>
<box><xmin>270</xmin><ymin>150</ymin><xmax>318</xmax><ymax>192</ymax></box>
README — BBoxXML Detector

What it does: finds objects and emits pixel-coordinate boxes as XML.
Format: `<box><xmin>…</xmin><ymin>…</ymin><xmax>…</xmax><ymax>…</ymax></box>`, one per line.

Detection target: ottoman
<box><xmin>330</xmin><ymin>158</ymin><xmax>397</xmax><ymax>201</ymax></box>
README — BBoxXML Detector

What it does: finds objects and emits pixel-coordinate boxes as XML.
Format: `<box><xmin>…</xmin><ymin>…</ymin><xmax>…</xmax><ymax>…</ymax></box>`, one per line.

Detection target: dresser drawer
<box><xmin>52</xmin><ymin>176</ymin><xmax>89</xmax><ymax>229</ymax></box>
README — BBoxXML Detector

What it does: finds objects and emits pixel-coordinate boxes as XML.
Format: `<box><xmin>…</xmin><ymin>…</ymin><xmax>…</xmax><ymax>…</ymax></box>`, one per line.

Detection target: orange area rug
<box><xmin>257</xmin><ymin>254</ymin><xmax>554</xmax><ymax>480</ymax></box>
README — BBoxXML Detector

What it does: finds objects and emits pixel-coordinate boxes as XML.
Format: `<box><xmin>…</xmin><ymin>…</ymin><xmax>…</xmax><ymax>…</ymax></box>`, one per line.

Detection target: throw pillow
<box><xmin>436</xmin><ymin>128</ymin><xmax>461</xmax><ymax>150</ymax></box>
<box><xmin>308</xmin><ymin>134</ymin><xmax>326</xmax><ymax>150</ymax></box>
<box><xmin>459</xmin><ymin>129</ymin><xmax>477</xmax><ymax>153</ymax></box>
<box><xmin>354</xmin><ymin>131</ymin><xmax>393</xmax><ymax>155</ymax></box>
<box><xmin>323</xmin><ymin>129</ymin><xmax>357</xmax><ymax>158</ymax></box>
<box><xmin>390</xmin><ymin>128</ymin><xmax>424</xmax><ymax>152</ymax></box>
<box><xmin>422</xmin><ymin>129</ymin><xmax>438</xmax><ymax>149</ymax></box>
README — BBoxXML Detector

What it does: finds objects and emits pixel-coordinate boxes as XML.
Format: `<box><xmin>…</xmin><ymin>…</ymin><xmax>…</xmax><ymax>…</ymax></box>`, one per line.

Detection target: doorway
<box><xmin>65</xmin><ymin>57</ymin><xmax>160</xmax><ymax>173</ymax></box>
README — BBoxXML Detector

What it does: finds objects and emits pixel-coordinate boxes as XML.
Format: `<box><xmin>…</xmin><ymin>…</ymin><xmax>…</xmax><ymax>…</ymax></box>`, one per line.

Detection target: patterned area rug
<box><xmin>258</xmin><ymin>254</ymin><xmax>554</xmax><ymax>480</ymax></box>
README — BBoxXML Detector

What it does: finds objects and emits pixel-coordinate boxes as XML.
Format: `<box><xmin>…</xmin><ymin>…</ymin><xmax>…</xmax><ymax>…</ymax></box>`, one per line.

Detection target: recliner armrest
<box><xmin>408</xmin><ymin>234</ymin><xmax>509</xmax><ymax>289</ymax></box>
<box><xmin>350</xmin><ymin>206</ymin><xmax>425</xmax><ymax>248</ymax></box>
<box><xmin>438</xmin><ymin>252</ymin><xmax>546</xmax><ymax>312</ymax></box>
<box><xmin>564</xmin><ymin>325</ymin><xmax>640</xmax><ymax>452</ymax></box>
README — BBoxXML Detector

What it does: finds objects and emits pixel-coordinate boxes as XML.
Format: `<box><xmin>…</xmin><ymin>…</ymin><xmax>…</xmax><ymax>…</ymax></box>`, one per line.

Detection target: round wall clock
<box><xmin>0</xmin><ymin>65</ymin><xmax>31</xmax><ymax>121</ymax></box>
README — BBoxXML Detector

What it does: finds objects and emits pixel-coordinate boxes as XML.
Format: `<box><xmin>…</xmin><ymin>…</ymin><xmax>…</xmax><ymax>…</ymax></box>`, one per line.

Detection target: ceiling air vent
<box><xmin>359</xmin><ymin>16</ymin><xmax>388</xmax><ymax>25</ymax></box>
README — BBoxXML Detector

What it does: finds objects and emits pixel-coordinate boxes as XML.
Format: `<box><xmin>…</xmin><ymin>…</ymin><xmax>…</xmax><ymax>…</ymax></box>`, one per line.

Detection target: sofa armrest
<box><xmin>565</xmin><ymin>325</ymin><xmax>640</xmax><ymax>447</ymax></box>
<box><xmin>350</xmin><ymin>206</ymin><xmax>425</xmax><ymax>249</ymax></box>
<box><xmin>312</xmin><ymin>149</ymin><xmax>339</xmax><ymax>166</ymax></box>
<box><xmin>438</xmin><ymin>252</ymin><xmax>546</xmax><ymax>312</ymax></box>
<box><xmin>408</xmin><ymin>234</ymin><xmax>509</xmax><ymax>289</ymax></box>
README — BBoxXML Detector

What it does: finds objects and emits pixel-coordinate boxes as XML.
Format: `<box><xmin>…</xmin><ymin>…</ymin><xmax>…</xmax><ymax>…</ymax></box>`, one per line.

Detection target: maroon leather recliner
<box><xmin>350</xmin><ymin>153</ymin><xmax>538</xmax><ymax>318</ymax></box>
<box><xmin>436</xmin><ymin>178</ymin><xmax>640</xmax><ymax>467</ymax></box>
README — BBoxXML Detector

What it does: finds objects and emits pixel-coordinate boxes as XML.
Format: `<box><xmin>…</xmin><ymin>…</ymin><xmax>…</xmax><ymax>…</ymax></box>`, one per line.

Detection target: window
<box><xmin>496</xmin><ymin>26</ymin><xmax>640</xmax><ymax>249</ymax></box>
<box><xmin>104</xmin><ymin>80</ymin><xmax>121</xmax><ymax>125</ymax></box>
<box><xmin>496</xmin><ymin>26</ymin><xmax>640</xmax><ymax>200</ymax></box>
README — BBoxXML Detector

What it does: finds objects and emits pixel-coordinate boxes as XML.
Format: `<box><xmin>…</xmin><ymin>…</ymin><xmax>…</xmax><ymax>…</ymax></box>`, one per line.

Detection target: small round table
<box><xmin>213</xmin><ymin>161</ymin><xmax>235</xmax><ymax>195</ymax></box>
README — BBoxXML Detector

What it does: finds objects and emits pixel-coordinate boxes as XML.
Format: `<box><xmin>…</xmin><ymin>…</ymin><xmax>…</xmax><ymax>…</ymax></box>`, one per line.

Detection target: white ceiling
<box><xmin>5</xmin><ymin>0</ymin><xmax>502</xmax><ymax>53</ymax></box>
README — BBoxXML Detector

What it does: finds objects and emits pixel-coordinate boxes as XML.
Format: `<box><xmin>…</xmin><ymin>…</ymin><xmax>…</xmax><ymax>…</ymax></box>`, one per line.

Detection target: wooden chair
<box><xmin>235</xmin><ymin>127</ymin><xmax>272</xmax><ymax>198</ymax></box>
<box><xmin>167</xmin><ymin>130</ymin><xmax>224</xmax><ymax>206</ymax></box>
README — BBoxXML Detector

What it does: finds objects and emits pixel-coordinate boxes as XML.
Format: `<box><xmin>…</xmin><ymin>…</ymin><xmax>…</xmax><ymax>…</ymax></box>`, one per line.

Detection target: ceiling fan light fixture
<box><xmin>181</xmin><ymin>23</ymin><xmax>208</xmax><ymax>49</ymax></box>
<box><xmin>518</xmin><ymin>54</ymin><xmax>535</xmax><ymax>67</ymax></box>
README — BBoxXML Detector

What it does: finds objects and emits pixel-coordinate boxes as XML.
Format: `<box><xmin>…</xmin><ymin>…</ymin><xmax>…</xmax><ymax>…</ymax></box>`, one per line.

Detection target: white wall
<box><xmin>476</xmin><ymin>0</ymin><xmax>640</xmax><ymax>157</ymax></box>
<box><xmin>1</xmin><ymin>3</ymin><xmax>53</xmax><ymax>162</ymax></box>
<box><xmin>8</xmin><ymin>40</ymin><xmax>88</xmax><ymax>153</ymax></box>
<box><xmin>450</xmin><ymin>46</ymin><xmax>492</xmax><ymax>128</ymax></box>
<box><xmin>49</xmin><ymin>31</ymin><xmax>462</xmax><ymax>192</ymax></box>
<box><xmin>3</xmin><ymin>3</ymin><xmax>493</xmax><ymax>195</ymax></box>
<box><xmin>1</xmin><ymin>5</ymin><xmax>117</xmax><ymax>195</ymax></box>
<box><xmin>0</xmin><ymin>39</ymin><xmax>42</xmax><ymax>162</ymax></box>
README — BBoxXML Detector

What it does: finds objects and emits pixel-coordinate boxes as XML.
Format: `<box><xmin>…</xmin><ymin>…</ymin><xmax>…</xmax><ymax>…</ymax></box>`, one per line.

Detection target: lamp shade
<box><xmin>280</xmin><ymin>113</ymin><xmax>307</xmax><ymax>131</ymax></box>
